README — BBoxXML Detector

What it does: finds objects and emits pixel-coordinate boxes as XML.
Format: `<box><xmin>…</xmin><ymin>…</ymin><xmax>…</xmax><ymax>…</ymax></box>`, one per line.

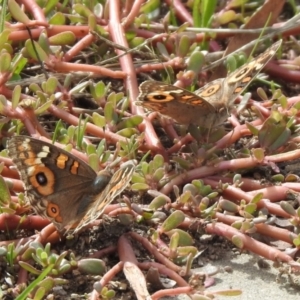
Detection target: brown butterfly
<box><xmin>137</xmin><ymin>40</ymin><xmax>282</xmax><ymax>128</ymax></box>
<box><xmin>7</xmin><ymin>136</ymin><xmax>134</xmax><ymax>234</ymax></box>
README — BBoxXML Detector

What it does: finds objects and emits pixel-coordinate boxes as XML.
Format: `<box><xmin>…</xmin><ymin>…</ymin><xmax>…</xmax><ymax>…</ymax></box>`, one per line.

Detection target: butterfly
<box><xmin>137</xmin><ymin>40</ymin><xmax>282</xmax><ymax>128</ymax></box>
<box><xmin>7</xmin><ymin>136</ymin><xmax>134</xmax><ymax>234</ymax></box>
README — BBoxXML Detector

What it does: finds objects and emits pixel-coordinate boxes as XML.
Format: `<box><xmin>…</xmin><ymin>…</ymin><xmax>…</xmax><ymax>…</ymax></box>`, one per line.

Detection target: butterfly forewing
<box><xmin>7</xmin><ymin>136</ymin><xmax>101</xmax><ymax>231</ymax></box>
<box><xmin>137</xmin><ymin>81</ymin><xmax>217</xmax><ymax>126</ymax></box>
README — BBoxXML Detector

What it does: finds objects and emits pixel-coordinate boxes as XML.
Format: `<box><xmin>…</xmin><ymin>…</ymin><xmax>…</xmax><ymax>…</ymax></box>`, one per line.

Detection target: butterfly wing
<box><xmin>72</xmin><ymin>162</ymin><xmax>135</xmax><ymax>233</ymax></box>
<box><xmin>197</xmin><ymin>40</ymin><xmax>282</xmax><ymax>110</ymax></box>
<box><xmin>7</xmin><ymin>136</ymin><xmax>98</xmax><ymax>231</ymax></box>
<box><xmin>137</xmin><ymin>80</ymin><xmax>217</xmax><ymax>126</ymax></box>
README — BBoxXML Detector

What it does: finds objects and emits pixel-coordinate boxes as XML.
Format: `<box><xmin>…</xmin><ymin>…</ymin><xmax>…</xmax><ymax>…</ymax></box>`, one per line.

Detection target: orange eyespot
<box><xmin>47</xmin><ymin>203</ymin><xmax>63</xmax><ymax>223</ymax></box>
<box><xmin>147</xmin><ymin>93</ymin><xmax>175</xmax><ymax>102</ymax></box>
<box><xmin>29</xmin><ymin>166</ymin><xmax>55</xmax><ymax>196</ymax></box>
<box><xmin>199</xmin><ymin>84</ymin><xmax>221</xmax><ymax>97</ymax></box>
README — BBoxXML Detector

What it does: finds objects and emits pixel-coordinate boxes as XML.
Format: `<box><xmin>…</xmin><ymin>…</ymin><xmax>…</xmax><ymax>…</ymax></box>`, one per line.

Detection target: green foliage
<box><xmin>0</xmin><ymin>1</ymin><xmax>298</xmax><ymax>299</ymax></box>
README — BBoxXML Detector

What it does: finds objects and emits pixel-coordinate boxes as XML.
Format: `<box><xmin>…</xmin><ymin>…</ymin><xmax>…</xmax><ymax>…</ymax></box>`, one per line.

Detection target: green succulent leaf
<box><xmin>165</xmin><ymin>229</ymin><xmax>194</xmax><ymax>246</ymax></box>
<box><xmin>232</xmin><ymin>235</ymin><xmax>244</xmax><ymax>249</ymax></box>
<box><xmin>104</xmin><ymin>102</ymin><xmax>115</xmax><ymax>123</ymax></box>
<box><xmin>280</xmin><ymin>201</ymin><xmax>296</xmax><ymax>216</ymax></box>
<box><xmin>92</xmin><ymin>81</ymin><xmax>106</xmax><ymax>99</ymax></box>
<box><xmin>24</xmin><ymin>40</ymin><xmax>49</xmax><ymax>62</ymax></box>
<box><xmin>246</xmin><ymin>122</ymin><xmax>259</xmax><ymax>136</ymax></box>
<box><xmin>187</xmin><ymin>51</ymin><xmax>205</xmax><ymax>74</ymax></box>
<box><xmin>44</xmin><ymin>0</ymin><xmax>59</xmax><ymax>14</ymax></box>
<box><xmin>153</xmin><ymin>154</ymin><xmax>164</xmax><ymax>169</ymax></box>
<box><xmin>19</xmin><ymin>261</ymin><xmax>41</xmax><ymax>275</ymax></box>
<box><xmin>49</xmin><ymin>12</ymin><xmax>66</xmax><ymax>25</ymax></box>
<box><xmin>92</xmin><ymin>112</ymin><xmax>106</xmax><ymax>128</ymax></box>
<box><xmin>0</xmin><ymin>175</ymin><xmax>11</xmax><ymax>205</ymax></box>
<box><xmin>0</xmin><ymin>30</ymin><xmax>10</xmax><ymax>49</ymax></box>
<box><xmin>244</xmin><ymin>203</ymin><xmax>257</xmax><ymax>214</ymax></box>
<box><xmin>34</xmin><ymin>100</ymin><xmax>53</xmax><ymax>115</ymax></box>
<box><xmin>33</xmin><ymin>286</ymin><xmax>46</xmax><ymax>300</ymax></box>
<box><xmin>131</xmin><ymin>183</ymin><xmax>149</xmax><ymax>191</ymax></box>
<box><xmin>148</xmin><ymin>195</ymin><xmax>168</xmax><ymax>210</ymax></box>
<box><xmin>217</xmin><ymin>10</ymin><xmax>238</xmax><ymax>24</ymax></box>
<box><xmin>116</xmin><ymin>128</ymin><xmax>139</xmax><ymax>138</ymax></box>
<box><xmin>49</xmin><ymin>32</ymin><xmax>76</xmax><ymax>45</ymax></box>
<box><xmin>8</xmin><ymin>0</ymin><xmax>31</xmax><ymax>24</ymax></box>
<box><xmin>131</xmin><ymin>173</ymin><xmax>146</xmax><ymax>184</ymax></box>
<box><xmin>251</xmin><ymin>148</ymin><xmax>264</xmax><ymax>162</ymax></box>
<box><xmin>178</xmin><ymin>34</ymin><xmax>191</xmax><ymax>57</ymax></box>
<box><xmin>44</xmin><ymin>77</ymin><xmax>58</xmax><ymax>95</ymax></box>
<box><xmin>0</xmin><ymin>52</ymin><xmax>11</xmax><ymax>72</ymax></box>
<box><xmin>73</xmin><ymin>3</ymin><xmax>93</xmax><ymax>18</ymax></box>
<box><xmin>161</xmin><ymin>210</ymin><xmax>185</xmax><ymax>232</ymax></box>
<box><xmin>78</xmin><ymin>258</ymin><xmax>106</xmax><ymax>275</ymax></box>
<box><xmin>219</xmin><ymin>199</ymin><xmax>238</xmax><ymax>213</ymax></box>
<box><xmin>88</xmin><ymin>153</ymin><xmax>99</xmax><ymax>172</ymax></box>
<box><xmin>117</xmin><ymin>116</ymin><xmax>143</xmax><ymax>129</ymax></box>
<box><xmin>58</xmin><ymin>263</ymin><xmax>71</xmax><ymax>275</ymax></box>
<box><xmin>153</xmin><ymin>168</ymin><xmax>164</xmax><ymax>182</ymax></box>
<box><xmin>258</xmin><ymin>118</ymin><xmax>291</xmax><ymax>151</ymax></box>
<box><xmin>251</xmin><ymin>193</ymin><xmax>263</xmax><ymax>204</ymax></box>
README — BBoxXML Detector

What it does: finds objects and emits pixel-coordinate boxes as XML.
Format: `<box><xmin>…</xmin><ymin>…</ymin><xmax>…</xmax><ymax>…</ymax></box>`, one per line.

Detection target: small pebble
<box><xmin>224</xmin><ymin>266</ymin><xmax>233</xmax><ymax>273</ymax></box>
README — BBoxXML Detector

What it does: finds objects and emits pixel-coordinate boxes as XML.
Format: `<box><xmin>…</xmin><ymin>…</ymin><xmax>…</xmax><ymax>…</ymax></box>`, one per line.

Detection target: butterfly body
<box><xmin>7</xmin><ymin>136</ymin><xmax>134</xmax><ymax>233</ymax></box>
<box><xmin>137</xmin><ymin>40</ymin><xmax>282</xmax><ymax>128</ymax></box>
